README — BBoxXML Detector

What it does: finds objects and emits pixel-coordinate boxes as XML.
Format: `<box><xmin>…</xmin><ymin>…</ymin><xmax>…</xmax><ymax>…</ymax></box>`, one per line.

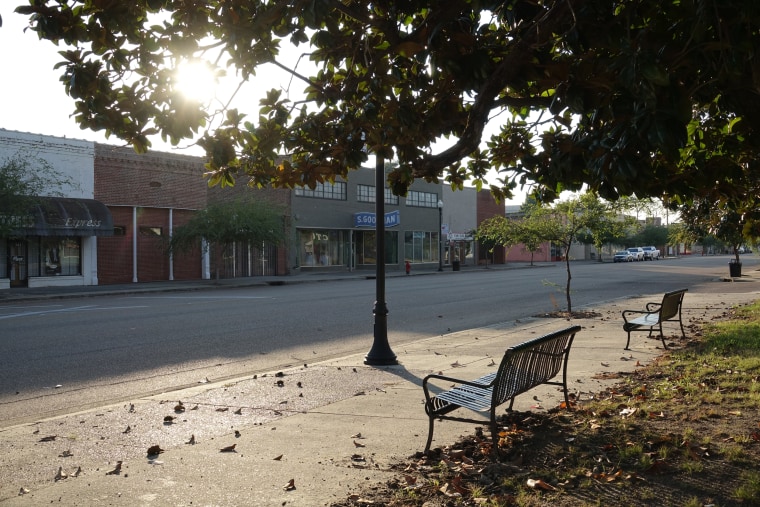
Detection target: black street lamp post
<box><xmin>364</xmin><ymin>154</ymin><xmax>397</xmax><ymax>366</ymax></box>
<box><xmin>438</xmin><ymin>199</ymin><xmax>444</xmax><ymax>272</ymax></box>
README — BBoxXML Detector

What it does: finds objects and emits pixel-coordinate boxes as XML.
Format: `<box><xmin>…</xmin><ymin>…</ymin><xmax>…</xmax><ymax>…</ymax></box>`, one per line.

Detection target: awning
<box><xmin>23</xmin><ymin>197</ymin><xmax>114</xmax><ymax>237</ymax></box>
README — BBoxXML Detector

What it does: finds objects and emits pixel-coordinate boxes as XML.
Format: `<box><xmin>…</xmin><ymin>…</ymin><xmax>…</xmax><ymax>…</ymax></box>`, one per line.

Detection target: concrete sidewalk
<box><xmin>1</xmin><ymin>272</ymin><xmax>758</xmax><ymax>505</ymax></box>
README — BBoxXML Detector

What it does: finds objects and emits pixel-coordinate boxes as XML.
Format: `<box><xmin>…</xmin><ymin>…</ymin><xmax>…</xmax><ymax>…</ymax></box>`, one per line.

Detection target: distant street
<box><xmin>1</xmin><ymin>254</ymin><xmax>757</xmax><ymax>427</ymax></box>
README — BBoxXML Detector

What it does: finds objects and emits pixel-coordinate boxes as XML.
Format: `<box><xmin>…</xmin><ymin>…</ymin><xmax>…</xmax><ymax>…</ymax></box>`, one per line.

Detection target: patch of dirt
<box><xmin>537</xmin><ymin>310</ymin><xmax>602</xmax><ymax>319</ymax></box>
<box><xmin>331</xmin><ymin>361</ymin><xmax>760</xmax><ymax>507</ymax></box>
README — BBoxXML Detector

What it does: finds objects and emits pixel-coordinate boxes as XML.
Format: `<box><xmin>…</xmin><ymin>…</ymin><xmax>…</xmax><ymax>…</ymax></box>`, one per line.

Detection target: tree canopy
<box><xmin>15</xmin><ymin>0</ymin><xmax>760</xmax><ymax>203</ymax></box>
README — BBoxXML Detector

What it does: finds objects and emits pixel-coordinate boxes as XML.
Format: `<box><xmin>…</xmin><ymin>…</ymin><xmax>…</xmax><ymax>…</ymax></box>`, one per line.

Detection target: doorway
<box><xmin>9</xmin><ymin>240</ymin><xmax>28</xmax><ymax>287</ymax></box>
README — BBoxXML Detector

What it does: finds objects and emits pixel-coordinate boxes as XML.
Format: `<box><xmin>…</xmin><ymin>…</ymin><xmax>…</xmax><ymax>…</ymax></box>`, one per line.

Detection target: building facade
<box><xmin>2</xmin><ymin>129</ymin><xmax>508</xmax><ymax>289</ymax></box>
<box><xmin>0</xmin><ymin>130</ymin><xmax>110</xmax><ymax>289</ymax></box>
<box><xmin>291</xmin><ymin>167</ymin><xmax>444</xmax><ymax>273</ymax></box>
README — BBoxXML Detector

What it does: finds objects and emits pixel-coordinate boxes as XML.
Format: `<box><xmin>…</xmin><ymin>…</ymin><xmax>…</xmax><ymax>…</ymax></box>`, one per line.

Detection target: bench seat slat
<box><xmin>628</xmin><ymin>313</ymin><xmax>660</xmax><ymax>327</ymax></box>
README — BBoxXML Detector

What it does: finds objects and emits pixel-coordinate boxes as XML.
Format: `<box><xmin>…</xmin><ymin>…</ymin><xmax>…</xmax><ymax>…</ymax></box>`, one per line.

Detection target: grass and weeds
<box><xmin>335</xmin><ymin>301</ymin><xmax>760</xmax><ymax>506</ymax></box>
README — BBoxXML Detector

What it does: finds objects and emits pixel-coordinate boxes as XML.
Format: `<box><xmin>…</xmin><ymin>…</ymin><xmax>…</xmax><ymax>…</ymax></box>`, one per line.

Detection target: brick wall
<box><xmin>94</xmin><ymin>144</ymin><xmax>207</xmax><ymax>209</ymax></box>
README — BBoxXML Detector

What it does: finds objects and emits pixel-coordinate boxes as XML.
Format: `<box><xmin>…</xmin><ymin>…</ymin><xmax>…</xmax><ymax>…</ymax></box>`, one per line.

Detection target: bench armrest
<box><xmin>622</xmin><ymin>309</ymin><xmax>649</xmax><ymax>323</ymax></box>
<box><xmin>645</xmin><ymin>302</ymin><xmax>662</xmax><ymax>312</ymax></box>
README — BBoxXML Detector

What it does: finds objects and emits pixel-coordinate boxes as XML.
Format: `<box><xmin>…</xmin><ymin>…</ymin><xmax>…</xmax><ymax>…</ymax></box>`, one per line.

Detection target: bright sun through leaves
<box><xmin>174</xmin><ymin>60</ymin><xmax>218</xmax><ymax>103</ymax></box>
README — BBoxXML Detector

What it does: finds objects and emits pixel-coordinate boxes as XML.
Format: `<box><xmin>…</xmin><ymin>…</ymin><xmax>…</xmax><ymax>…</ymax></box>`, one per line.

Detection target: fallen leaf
<box><xmin>58</xmin><ymin>450</ymin><xmax>73</xmax><ymax>458</ymax></box>
<box><xmin>234</xmin><ymin>408</ymin><xmax>243</xmax><ymax>415</ymax></box>
<box><xmin>216</xmin><ymin>407</ymin><xmax>229</xmax><ymax>412</ymax></box>
<box><xmin>351</xmin><ymin>433</ymin><xmax>363</xmax><ymax>439</ymax></box>
<box><xmin>186</xmin><ymin>434</ymin><xmax>196</xmax><ymax>445</ymax></box>
<box><xmin>54</xmin><ymin>467</ymin><xmax>68</xmax><ymax>481</ymax></box>
<box><xmin>38</xmin><ymin>435</ymin><xmax>57</xmax><ymax>442</ymax></box>
<box><xmin>601</xmin><ymin>362</ymin><xmax>610</xmax><ymax>367</ymax></box>
<box><xmin>353</xmin><ymin>440</ymin><xmax>366</xmax><ymax>447</ymax></box>
<box><xmin>451</xmin><ymin>361</ymin><xmax>464</xmax><ymax>367</ymax></box>
<box><xmin>147</xmin><ymin>445</ymin><xmax>164</xmax><ymax>457</ymax></box>
<box><xmin>235</xmin><ymin>430</ymin><xmax>241</xmax><ymax>438</ymax></box>
<box><xmin>105</xmin><ymin>461</ymin><xmax>122</xmax><ymax>475</ymax></box>
<box><xmin>526</xmin><ymin>478</ymin><xmax>556</xmax><ymax>491</ymax></box>
<box><xmin>283</xmin><ymin>478</ymin><xmax>296</xmax><ymax>491</ymax></box>
<box><xmin>18</xmin><ymin>487</ymin><xmax>30</xmax><ymax>496</ymax></box>
<box><xmin>123</xmin><ymin>425</ymin><xmax>131</xmax><ymax>434</ymax></box>
<box><xmin>273</xmin><ymin>454</ymin><xmax>283</xmax><ymax>461</ymax></box>
<box><xmin>220</xmin><ymin>444</ymin><xmax>237</xmax><ymax>453</ymax></box>
<box><xmin>174</xmin><ymin>402</ymin><xmax>185</xmax><ymax>412</ymax></box>
<box><xmin>163</xmin><ymin>415</ymin><xmax>175</xmax><ymax>424</ymax></box>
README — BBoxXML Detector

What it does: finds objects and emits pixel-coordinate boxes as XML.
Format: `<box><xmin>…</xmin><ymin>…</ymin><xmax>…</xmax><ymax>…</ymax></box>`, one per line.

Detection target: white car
<box><xmin>614</xmin><ymin>250</ymin><xmax>634</xmax><ymax>262</ymax></box>
<box><xmin>641</xmin><ymin>246</ymin><xmax>660</xmax><ymax>260</ymax></box>
<box><xmin>626</xmin><ymin>247</ymin><xmax>645</xmax><ymax>261</ymax></box>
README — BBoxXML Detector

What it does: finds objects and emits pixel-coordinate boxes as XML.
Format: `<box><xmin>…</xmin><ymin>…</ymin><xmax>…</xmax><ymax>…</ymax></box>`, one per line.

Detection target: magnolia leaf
<box><xmin>105</xmin><ymin>461</ymin><xmax>123</xmax><ymax>475</ymax></box>
<box><xmin>526</xmin><ymin>478</ymin><xmax>556</xmax><ymax>491</ymax></box>
<box><xmin>234</xmin><ymin>408</ymin><xmax>243</xmax><ymax>415</ymax></box>
<box><xmin>123</xmin><ymin>425</ymin><xmax>132</xmax><ymax>434</ymax></box>
<box><xmin>353</xmin><ymin>440</ymin><xmax>366</xmax><ymax>448</ymax></box>
<box><xmin>147</xmin><ymin>445</ymin><xmax>164</xmax><ymax>457</ymax></box>
<box><xmin>220</xmin><ymin>444</ymin><xmax>237</xmax><ymax>453</ymax></box>
<box><xmin>186</xmin><ymin>434</ymin><xmax>196</xmax><ymax>445</ymax></box>
<box><xmin>59</xmin><ymin>450</ymin><xmax>73</xmax><ymax>458</ymax></box>
<box><xmin>283</xmin><ymin>478</ymin><xmax>296</xmax><ymax>491</ymax></box>
<box><xmin>273</xmin><ymin>454</ymin><xmax>283</xmax><ymax>461</ymax></box>
<box><xmin>39</xmin><ymin>435</ymin><xmax>57</xmax><ymax>442</ymax></box>
<box><xmin>54</xmin><ymin>467</ymin><xmax>68</xmax><ymax>481</ymax></box>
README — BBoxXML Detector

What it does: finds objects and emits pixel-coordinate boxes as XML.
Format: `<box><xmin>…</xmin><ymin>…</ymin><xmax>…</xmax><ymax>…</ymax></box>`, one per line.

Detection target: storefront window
<box><xmin>404</xmin><ymin>231</ymin><xmax>440</xmax><ymax>263</ymax></box>
<box><xmin>299</xmin><ymin>229</ymin><xmax>349</xmax><ymax>267</ymax></box>
<box><xmin>25</xmin><ymin>237</ymin><xmax>82</xmax><ymax>277</ymax></box>
<box><xmin>354</xmin><ymin>231</ymin><xmax>398</xmax><ymax>265</ymax></box>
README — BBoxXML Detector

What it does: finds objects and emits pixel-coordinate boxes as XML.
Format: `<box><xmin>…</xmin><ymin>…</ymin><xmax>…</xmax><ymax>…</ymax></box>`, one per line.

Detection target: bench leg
<box><xmin>625</xmin><ymin>330</ymin><xmax>632</xmax><ymax>350</ymax></box>
<box><xmin>658</xmin><ymin>322</ymin><xmax>668</xmax><ymax>349</ymax></box>
<box><xmin>489</xmin><ymin>408</ymin><xmax>499</xmax><ymax>454</ymax></box>
<box><xmin>424</xmin><ymin>415</ymin><xmax>435</xmax><ymax>454</ymax></box>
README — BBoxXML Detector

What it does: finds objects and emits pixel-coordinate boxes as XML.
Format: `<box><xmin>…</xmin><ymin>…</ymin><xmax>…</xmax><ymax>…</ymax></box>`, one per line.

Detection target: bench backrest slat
<box><xmin>660</xmin><ymin>289</ymin><xmax>687</xmax><ymax>321</ymax></box>
<box><xmin>492</xmin><ymin>326</ymin><xmax>580</xmax><ymax>407</ymax></box>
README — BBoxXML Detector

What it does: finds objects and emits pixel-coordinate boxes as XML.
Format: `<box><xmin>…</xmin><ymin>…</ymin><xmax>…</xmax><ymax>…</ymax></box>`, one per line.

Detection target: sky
<box><xmin>1</xmin><ymin>5</ymin><xmax>526</xmax><ymax>205</ymax></box>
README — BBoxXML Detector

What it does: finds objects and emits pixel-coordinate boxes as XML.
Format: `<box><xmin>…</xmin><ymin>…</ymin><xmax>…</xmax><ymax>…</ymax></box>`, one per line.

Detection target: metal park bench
<box><xmin>622</xmin><ymin>289</ymin><xmax>688</xmax><ymax>350</ymax></box>
<box><xmin>422</xmin><ymin>326</ymin><xmax>581</xmax><ymax>453</ymax></box>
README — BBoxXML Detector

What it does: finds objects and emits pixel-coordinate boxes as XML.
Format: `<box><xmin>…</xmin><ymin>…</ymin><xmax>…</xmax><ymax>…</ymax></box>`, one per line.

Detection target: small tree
<box><xmin>474</xmin><ymin>215</ymin><xmax>520</xmax><ymax>262</ymax></box>
<box><xmin>169</xmin><ymin>198</ymin><xmax>285</xmax><ymax>279</ymax></box>
<box><xmin>678</xmin><ymin>198</ymin><xmax>756</xmax><ymax>264</ymax></box>
<box><xmin>0</xmin><ymin>152</ymin><xmax>76</xmax><ymax>237</ymax></box>
<box><xmin>534</xmin><ymin>192</ymin><xmax>623</xmax><ymax>314</ymax></box>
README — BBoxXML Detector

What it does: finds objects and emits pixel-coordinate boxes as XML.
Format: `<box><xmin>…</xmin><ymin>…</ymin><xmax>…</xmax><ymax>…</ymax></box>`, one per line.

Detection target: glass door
<box><xmin>9</xmin><ymin>240</ymin><xmax>28</xmax><ymax>287</ymax></box>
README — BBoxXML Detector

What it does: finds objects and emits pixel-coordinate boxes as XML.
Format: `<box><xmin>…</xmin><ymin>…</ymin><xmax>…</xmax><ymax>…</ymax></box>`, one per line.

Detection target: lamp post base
<box><xmin>364</xmin><ymin>302</ymin><xmax>397</xmax><ymax>365</ymax></box>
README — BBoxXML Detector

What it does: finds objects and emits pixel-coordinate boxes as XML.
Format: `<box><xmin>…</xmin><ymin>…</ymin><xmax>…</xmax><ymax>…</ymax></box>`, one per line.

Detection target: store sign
<box><xmin>353</xmin><ymin>210</ymin><xmax>400</xmax><ymax>228</ymax></box>
<box><xmin>449</xmin><ymin>232</ymin><xmax>473</xmax><ymax>241</ymax></box>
